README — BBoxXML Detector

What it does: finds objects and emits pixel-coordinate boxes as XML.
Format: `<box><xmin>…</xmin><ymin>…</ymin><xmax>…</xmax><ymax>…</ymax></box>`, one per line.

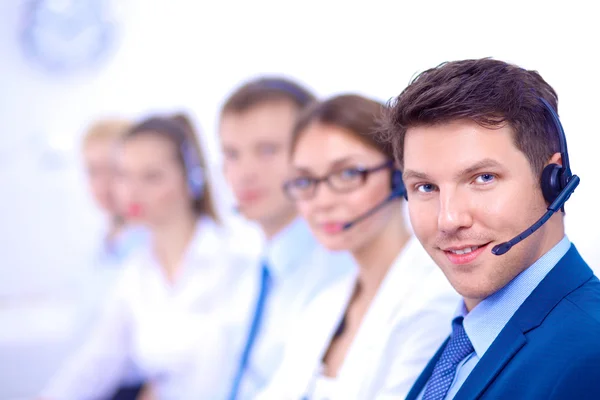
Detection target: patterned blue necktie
<box><xmin>228</xmin><ymin>261</ymin><xmax>272</xmax><ymax>400</ymax></box>
<box><xmin>422</xmin><ymin>317</ymin><xmax>474</xmax><ymax>400</ymax></box>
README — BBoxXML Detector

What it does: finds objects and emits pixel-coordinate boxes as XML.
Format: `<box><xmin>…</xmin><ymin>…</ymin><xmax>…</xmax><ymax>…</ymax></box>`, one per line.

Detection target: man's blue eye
<box><xmin>475</xmin><ymin>174</ymin><xmax>495</xmax><ymax>184</ymax></box>
<box><xmin>416</xmin><ymin>183</ymin><xmax>435</xmax><ymax>193</ymax></box>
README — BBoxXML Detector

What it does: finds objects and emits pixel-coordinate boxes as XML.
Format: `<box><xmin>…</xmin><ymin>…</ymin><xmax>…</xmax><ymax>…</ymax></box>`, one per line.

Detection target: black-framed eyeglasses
<box><xmin>283</xmin><ymin>160</ymin><xmax>394</xmax><ymax>201</ymax></box>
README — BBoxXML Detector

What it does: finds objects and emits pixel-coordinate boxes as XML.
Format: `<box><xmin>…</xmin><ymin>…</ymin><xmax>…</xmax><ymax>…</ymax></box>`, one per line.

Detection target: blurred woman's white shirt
<box><xmin>256</xmin><ymin>235</ymin><xmax>460</xmax><ymax>400</ymax></box>
<box><xmin>77</xmin><ymin>224</ymin><xmax>150</xmax><ymax>329</ymax></box>
<box><xmin>41</xmin><ymin>215</ymin><xmax>259</xmax><ymax>400</ymax></box>
<box><xmin>70</xmin><ymin>223</ymin><xmax>151</xmax><ymax>387</ymax></box>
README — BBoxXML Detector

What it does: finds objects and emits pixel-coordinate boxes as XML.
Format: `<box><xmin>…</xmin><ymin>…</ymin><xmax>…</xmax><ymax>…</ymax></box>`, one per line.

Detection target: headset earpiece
<box><xmin>538</xmin><ymin>97</ymin><xmax>574</xmax><ymax>206</ymax></box>
<box><xmin>390</xmin><ymin>169</ymin><xmax>407</xmax><ymax>200</ymax></box>
<box><xmin>180</xmin><ymin>142</ymin><xmax>205</xmax><ymax>200</ymax></box>
<box><xmin>187</xmin><ymin>165</ymin><xmax>205</xmax><ymax>199</ymax></box>
<box><xmin>492</xmin><ymin>96</ymin><xmax>580</xmax><ymax>256</ymax></box>
<box><xmin>541</xmin><ymin>163</ymin><xmax>564</xmax><ymax>204</ymax></box>
<box><xmin>342</xmin><ymin>166</ymin><xmax>407</xmax><ymax>230</ymax></box>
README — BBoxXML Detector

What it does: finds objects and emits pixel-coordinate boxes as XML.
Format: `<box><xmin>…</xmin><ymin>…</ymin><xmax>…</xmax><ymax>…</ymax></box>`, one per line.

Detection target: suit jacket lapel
<box><xmin>511</xmin><ymin>245</ymin><xmax>593</xmax><ymax>333</ymax></box>
<box><xmin>455</xmin><ymin>323</ymin><xmax>526</xmax><ymax>399</ymax></box>
<box><xmin>405</xmin><ymin>338</ymin><xmax>449</xmax><ymax>400</ymax></box>
<box><xmin>455</xmin><ymin>245</ymin><xmax>593</xmax><ymax>399</ymax></box>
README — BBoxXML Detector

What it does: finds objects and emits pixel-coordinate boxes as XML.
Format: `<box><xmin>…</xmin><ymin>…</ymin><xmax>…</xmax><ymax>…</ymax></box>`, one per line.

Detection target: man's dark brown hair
<box><xmin>378</xmin><ymin>58</ymin><xmax>561</xmax><ymax>175</ymax></box>
<box><xmin>221</xmin><ymin>77</ymin><xmax>316</xmax><ymax>115</ymax></box>
<box><xmin>291</xmin><ymin>94</ymin><xmax>393</xmax><ymax>159</ymax></box>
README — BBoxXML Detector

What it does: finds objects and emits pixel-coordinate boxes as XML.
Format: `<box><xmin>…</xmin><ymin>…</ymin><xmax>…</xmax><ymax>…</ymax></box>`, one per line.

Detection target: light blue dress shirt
<box><xmin>97</xmin><ymin>225</ymin><xmax>149</xmax><ymax>267</ymax></box>
<box><xmin>235</xmin><ymin>217</ymin><xmax>355</xmax><ymax>399</ymax></box>
<box><xmin>417</xmin><ymin>235</ymin><xmax>571</xmax><ymax>400</ymax></box>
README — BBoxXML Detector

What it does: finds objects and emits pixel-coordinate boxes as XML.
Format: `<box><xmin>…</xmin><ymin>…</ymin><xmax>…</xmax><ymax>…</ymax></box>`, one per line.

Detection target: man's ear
<box><xmin>546</xmin><ymin>152</ymin><xmax>562</xmax><ymax>167</ymax></box>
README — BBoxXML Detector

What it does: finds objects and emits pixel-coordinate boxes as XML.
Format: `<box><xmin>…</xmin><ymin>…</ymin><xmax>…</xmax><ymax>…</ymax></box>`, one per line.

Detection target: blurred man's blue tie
<box><xmin>228</xmin><ymin>261</ymin><xmax>272</xmax><ymax>400</ymax></box>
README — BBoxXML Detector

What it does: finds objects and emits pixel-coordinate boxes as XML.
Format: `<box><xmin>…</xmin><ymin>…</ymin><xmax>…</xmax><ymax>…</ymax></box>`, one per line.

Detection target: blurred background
<box><xmin>0</xmin><ymin>0</ymin><xmax>598</xmax><ymax>398</ymax></box>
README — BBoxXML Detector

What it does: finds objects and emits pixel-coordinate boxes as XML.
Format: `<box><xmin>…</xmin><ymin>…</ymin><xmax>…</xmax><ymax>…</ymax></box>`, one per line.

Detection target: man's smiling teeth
<box><xmin>449</xmin><ymin>246</ymin><xmax>481</xmax><ymax>255</ymax></box>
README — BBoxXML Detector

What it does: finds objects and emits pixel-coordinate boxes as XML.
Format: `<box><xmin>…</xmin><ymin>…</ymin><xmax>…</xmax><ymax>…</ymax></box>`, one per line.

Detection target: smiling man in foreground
<box><xmin>378</xmin><ymin>58</ymin><xmax>600</xmax><ymax>399</ymax></box>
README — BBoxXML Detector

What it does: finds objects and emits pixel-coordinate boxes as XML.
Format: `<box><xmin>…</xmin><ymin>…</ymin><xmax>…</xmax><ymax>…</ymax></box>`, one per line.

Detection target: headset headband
<box><xmin>539</xmin><ymin>97</ymin><xmax>571</xmax><ymax>179</ymax></box>
<box><xmin>258</xmin><ymin>78</ymin><xmax>313</xmax><ymax>106</ymax></box>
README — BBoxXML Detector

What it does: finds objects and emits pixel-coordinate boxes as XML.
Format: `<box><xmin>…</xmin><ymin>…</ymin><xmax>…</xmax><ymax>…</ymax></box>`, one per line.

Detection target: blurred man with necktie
<box><xmin>218</xmin><ymin>77</ymin><xmax>355</xmax><ymax>399</ymax></box>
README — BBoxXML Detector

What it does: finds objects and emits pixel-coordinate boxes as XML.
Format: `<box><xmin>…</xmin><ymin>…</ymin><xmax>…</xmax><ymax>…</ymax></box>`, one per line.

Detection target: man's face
<box><xmin>403</xmin><ymin>119</ymin><xmax>559</xmax><ymax>309</ymax></box>
<box><xmin>220</xmin><ymin>101</ymin><xmax>298</xmax><ymax>228</ymax></box>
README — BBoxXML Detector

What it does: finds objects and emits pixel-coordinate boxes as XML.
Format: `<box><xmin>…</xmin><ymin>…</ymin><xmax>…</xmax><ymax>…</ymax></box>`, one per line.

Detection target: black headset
<box><xmin>129</xmin><ymin>116</ymin><xmax>206</xmax><ymax>200</ymax></box>
<box><xmin>256</xmin><ymin>78</ymin><xmax>314</xmax><ymax>107</ymax></box>
<box><xmin>539</xmin><ymin>97</ymin><xmax>575</xmax><ymax>204</ymax></box>
<box><xmin>390</xmin><ymin>167</ymin><xmax>407</xmax><ymax>200</ymax></box>
<box><xmin>180</xmin><ymin>140</ymin><xmax>205</xmax><ymax>200</ymax></box>
<box><xmin>341</xmin><ymin>163</ymin><xmax>406</xmax><ymax>230</ymax></box>
<box><xmin>492</xmin><ymin>97</ymin><xmax>580</xmax><ymax>255</ymax></box>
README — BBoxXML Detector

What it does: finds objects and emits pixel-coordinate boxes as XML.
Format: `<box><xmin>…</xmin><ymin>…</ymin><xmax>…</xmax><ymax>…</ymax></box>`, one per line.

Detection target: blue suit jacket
<box><xmin>406</xmin><ymin>245</ymin><xmax>600</xmax><ymax>399</ymax></box>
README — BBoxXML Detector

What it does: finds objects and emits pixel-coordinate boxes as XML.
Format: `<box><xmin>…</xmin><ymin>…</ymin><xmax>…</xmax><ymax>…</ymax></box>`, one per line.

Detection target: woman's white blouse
<box><xmin>310</xmin><ymin>365</ymin><xmax>341</xmax><ymax>400</ymax></box>
<box><xmin>42</xmin><ymin>216</ymin><xmax>258</xmax><ymax>400</ymax></box>
<box><xmin>257</xmin><ymin>236</ymin><xmax>460</xmax><ymax>400</ymax></box>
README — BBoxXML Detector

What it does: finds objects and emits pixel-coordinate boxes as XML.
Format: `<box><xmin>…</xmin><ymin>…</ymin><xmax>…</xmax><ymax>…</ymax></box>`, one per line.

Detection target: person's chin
<box><xmin>238</xmin><ymin>202</ymin><xmax>265</xmax><ymax>220</ymax></box>
<box><xmin>456</xmin><ymin>284</ymin><xmax>494</xmax><ymax>308</ymax></box>
<box><xmin>316</xmin><ymin>234</ymin><xmax>349</xmax><ymax>252</ymax></box>
<box><xmin>127</xmin><ymin>215</ymin><xmax>146</xmax><ymax>224</ymax></box>
<box><xmin>441</xmin><ymin>264</ymin><xmax>495</xmax><ymax>301</ymax></box>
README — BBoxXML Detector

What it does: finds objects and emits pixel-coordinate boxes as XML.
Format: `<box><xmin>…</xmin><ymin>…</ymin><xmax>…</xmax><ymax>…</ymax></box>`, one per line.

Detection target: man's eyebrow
<box><xmin>454</xmin><ymin>158</ymin><xmax>503</xmax><ymax>179</ymax></box>
<box><xmin>402</xmin><ymin>169</ymin><xmax>430</xmax><ymax>181</ymax></box>
<box><xmin>403</xmin><ymin>158</ymin><xmax>503</xmax><ymax>181</ymax></box>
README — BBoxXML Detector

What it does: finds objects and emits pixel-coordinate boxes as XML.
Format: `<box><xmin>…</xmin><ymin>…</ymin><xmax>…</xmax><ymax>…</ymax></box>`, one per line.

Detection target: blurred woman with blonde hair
<box><xmin>81</xmin><ymin>117</ymin><xmax>147</xmax><ymax>265</ymax></box>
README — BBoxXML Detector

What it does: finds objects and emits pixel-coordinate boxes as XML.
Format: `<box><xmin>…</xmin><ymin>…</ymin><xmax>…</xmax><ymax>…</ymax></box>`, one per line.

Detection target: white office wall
<box><xmin>0</xmin><ymin>0</ymin><xmax>598</xmax><ymax>395</ymax></box>
<box><xmin>1</xmin><ymin>0</ymin><xmax>598</xmax><ymax>294</ymax></box>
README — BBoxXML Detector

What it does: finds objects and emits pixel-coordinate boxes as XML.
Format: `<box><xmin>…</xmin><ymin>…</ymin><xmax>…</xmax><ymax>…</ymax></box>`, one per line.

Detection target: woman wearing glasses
<box><xmin>256</xmin><ymin>94</ymin><xmax>459</xmax><ymax>399</ymax></box>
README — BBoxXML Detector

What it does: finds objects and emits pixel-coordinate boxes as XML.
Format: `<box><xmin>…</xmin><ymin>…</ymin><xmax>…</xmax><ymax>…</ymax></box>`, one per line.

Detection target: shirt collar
<box><xmin>102</xmin><ymin>225</ymin><xmax>148</xmax><ymax>262</ymax></box>
<box><xmin>458</xmin><ymin>235</ymin><xmax>571</xmax><ymax>358</ymax></box>
<box><xmin>262</xmin><ymin>217</ymin><xmax>317</xmax><ymax>279</ymax></box>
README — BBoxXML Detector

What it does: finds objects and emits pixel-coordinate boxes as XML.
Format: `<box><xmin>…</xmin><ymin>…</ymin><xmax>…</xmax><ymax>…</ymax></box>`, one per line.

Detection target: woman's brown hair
<box><xmin>291</xmin><ymin>94</ymin><xmax>392</xmax><ymax>159</ymax></box>
<box><xmin>125</xmin><ymin>113</ymin><xmax>220</xmax><ymax>223</ymax></box>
